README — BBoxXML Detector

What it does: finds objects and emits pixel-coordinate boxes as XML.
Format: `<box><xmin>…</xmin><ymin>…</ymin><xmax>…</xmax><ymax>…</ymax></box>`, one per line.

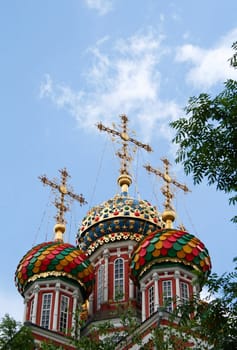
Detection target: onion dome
<box><xmin>130</xmin><ymin>229</ymin><xmax>211</xmax><ymax>284</ymax></box>
<box><xmin>76</xmin><ymin>191</ymin><xmax>164</xmax><ymax>255</ymax></box>
<box><xmin>15</xmin><ymin>241</ymin><xmax>94</xmax><ymax>298</ymax></box>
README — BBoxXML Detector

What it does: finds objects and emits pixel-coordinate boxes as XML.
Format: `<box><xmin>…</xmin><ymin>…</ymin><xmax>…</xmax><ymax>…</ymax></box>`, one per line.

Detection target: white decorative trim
<box><xmin>103</xmin><ymin>249</ymin><xmax>109</xmax><ymax>302</ymax></box>
<box><xmin>52</xmin><ymin>283</ymin><xmax>60</xmax><ymax>330</ymax></box>
<box><xmin>141</xmin><ymin>283</ymin><xmax>146</xmax><ymax>322</ymax></box>
<box><xmin>31</xmin><ymin>284</ymin><xmax>40</xmax><ymax>324</ymax></box>
<box><xmin>152</xmin><ymin>273</ymin><xmax>159</xmax><ymax>312</ymax></box>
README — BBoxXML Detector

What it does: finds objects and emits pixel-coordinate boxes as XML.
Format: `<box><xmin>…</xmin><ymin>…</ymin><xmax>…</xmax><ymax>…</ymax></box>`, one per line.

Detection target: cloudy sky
<box><xmin>1</xmin><ymin>0</ymin><xmax>236</xmax><ymax>321</ymax></box>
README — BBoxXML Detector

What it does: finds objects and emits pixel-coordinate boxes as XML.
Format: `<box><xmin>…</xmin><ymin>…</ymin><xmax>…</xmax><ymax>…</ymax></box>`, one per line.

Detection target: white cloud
<box><xmin>40</xmin><ymin>28</ymin><xmax>237</xmax><ymax>152</ymax></box>
<box><xmin>39</xmin><ymin>73</ymin><xmax>53</xmax><ymax>97</ymax></box>
<box><xmin>176</xmin><ymin>27</ymin><xmax>237</xmax><ymax>89</ymax></box>
<box><xmin>84</xmin><ymin>0</ymin><xmax>113</xmax><ymax>15</ymax></box>
<box><xmin>40</xmin><ymin>30</ymin><xmax>181</xmax><ymax>144</ymax></box>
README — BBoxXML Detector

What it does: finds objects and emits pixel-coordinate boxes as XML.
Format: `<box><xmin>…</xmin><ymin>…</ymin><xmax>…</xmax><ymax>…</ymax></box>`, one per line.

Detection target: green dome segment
<box><xmin>15</xmin><ymin>241</ymin><xmax>94</xmax><ymax>297</ymax></box>
<box><xmin>76</xmin><ymin>192</ymin><xmax>164</xmax><ymax>254</ymax></box>
<box><xmin>130</xmin><ymin>229</ymin><xmax>211</xmax><ymax>283</ymax></box>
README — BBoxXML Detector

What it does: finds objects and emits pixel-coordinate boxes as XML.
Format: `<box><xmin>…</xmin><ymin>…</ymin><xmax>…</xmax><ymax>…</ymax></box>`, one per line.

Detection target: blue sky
<box><xmin>1</xmin><ymin>1</ymin><xmax>236</xmax><ymax>321</ymax></box>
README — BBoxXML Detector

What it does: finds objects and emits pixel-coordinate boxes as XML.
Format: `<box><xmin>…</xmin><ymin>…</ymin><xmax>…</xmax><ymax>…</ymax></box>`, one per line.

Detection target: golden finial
<box><xmin>144</xmin><ymin>158</ymin><xmax>190</xmax><ymax>228</ymax></box>
<box><xmin>39</xmin><ymin>168</ymin><xmax>87</xmax><ymax>242</ymax></box>
<box><xmin>97</xmin><ymin>114</ymin><xmax>152</xmax><ymax>192</ymax></box>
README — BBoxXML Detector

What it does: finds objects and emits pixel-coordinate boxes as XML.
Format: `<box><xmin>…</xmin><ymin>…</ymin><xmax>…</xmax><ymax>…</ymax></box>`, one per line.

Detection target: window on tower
<box><xmin>114</xmin><ymin>258</ymin><xmax>124</xmax><ymax>300</ymax></box>
<box><xmin>59</xmin><ymin>295</ymin><xmax>69</xmax><ymax>332</ymax></box>
<box><xmin>148</xmin><ymin>285</ymin><xmax>155</xmax><ymax>316</ymax></box>
<box><xmin>97</xmin><ymin>265</ymin><xmax>104</xmax><ymax>310</ymax></box>
<box><xmin>180</xmin><ymin>282</ymin><xmax>189</xmax><ymax>304</ymax></box>
<box><xmin>162</xmin><ymin>280</ymin><xmax>173</xmax><ymax>312</ymax></box>
<box><xmin>41</xmin><ymin>293</ymin><xmax>52</xmax><ymax>329</ymax></box>
<box><xmin>29</xmin><ymin>298</ymin><xmax>34</xmax><ymax>322</ymax></box>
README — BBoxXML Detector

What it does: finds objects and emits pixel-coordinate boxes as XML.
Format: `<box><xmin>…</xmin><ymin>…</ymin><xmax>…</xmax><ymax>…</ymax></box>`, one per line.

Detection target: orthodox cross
<box><xmin>97</xmin><ymin>115</ymin><xmax>152</xmax><ymax>184</ymax></box>
<box><xmin>144</xmin><ymin>158</ymin><xmax>190</xmax><ymax>212</ymax></box>
<box><xmin>39</xmin><ymin>168</ymin><xmax>87</xmax><ymax>225</ymax></box>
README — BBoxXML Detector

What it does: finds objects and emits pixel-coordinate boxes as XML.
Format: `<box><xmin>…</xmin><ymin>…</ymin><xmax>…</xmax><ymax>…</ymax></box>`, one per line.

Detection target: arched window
<box><xmin>29</xmin><ymin>298</ymin><xmax>34</xmax><ymax>322</ymax></box>
<box><xmin>97</xmin><ymin>265</ymin><xmax>104</xmax><ymax>309</ymax></box>
<box><xmin>59</xmin><ymin>295</ymin><xmax>69</xmax><ymax>332</ymax></box>
<box><xmin>114</xmin><ymin>258</ymin><xmax>124</xmax><ymax>300</ymax></box>
<box><xmin>41</xmin><ymin>293</ymin><xmax>52</xmax><ymax>329</ymax></box>
<box><xmin>162</xmin><ymin>280</ymin><xmax>173</xmax><ymax>312</ymax></box>
<box><xmin>148</xmin><ymin>285</ymin><xmax>154</xmax><ymax>316</ymax></box>
<box><xmin>180</xmin><ymin>282</ymin><xmax>189</xmax><ymax>304</ymax></box>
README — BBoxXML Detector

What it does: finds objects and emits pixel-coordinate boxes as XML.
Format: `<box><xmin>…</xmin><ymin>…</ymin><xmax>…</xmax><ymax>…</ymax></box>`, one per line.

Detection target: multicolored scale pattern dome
<box><xmin>15</xmin><ymin>241</ymin><xmax>94</xmax><ymax>297</ymax></box>
<box><xmin>76</xmin><ymin>192</ymin><xmax>163</xmax><ymax>254</ymax></box>
<box><xmin>130</xmin><ymin>229</ymin><xmax>211</xmax><ymax>282</ymax></box>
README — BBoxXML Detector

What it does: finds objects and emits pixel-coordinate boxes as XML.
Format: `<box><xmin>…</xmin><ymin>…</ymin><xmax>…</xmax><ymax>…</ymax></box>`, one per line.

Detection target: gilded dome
<box><xmin>130</xmin><ymin>229</ymin><xmax>211</xmax><ymax>283</ymax></box>
<box><xmin>15</xmin><ymin>241</ymin><xmax>94</xmax><ymax>297</ymax></box>
<box><xmin>76</xmin><ymin>192</ymin><xmax>164</xmax><ymax>255</ymax></box>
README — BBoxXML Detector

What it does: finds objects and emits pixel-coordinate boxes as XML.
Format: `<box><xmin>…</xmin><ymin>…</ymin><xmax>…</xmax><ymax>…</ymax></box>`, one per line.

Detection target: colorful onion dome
<box><xmin>130</xmin><ymin>229</ymin><xmax>211</xmax><ymax>283</ymax></box>
<box><xmin>76</xmin><ymin>191</ymin><xmax>164</xmax><ymax>255</ymax></box>
<box><xmin>15</xmin><ymin>241</ymin><xmax>94</xmax><ymax>297</ymax></box>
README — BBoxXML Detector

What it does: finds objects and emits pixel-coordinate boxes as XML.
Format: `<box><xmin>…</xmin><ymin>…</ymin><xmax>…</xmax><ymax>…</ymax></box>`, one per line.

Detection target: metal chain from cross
<box><xmin>97</xmin><ymin>114</ymin><xmax>152</xmax><ymax>190</ymax></box>
<box><xmin>39</xmin><ymin>168</ymin><xmax>87</xmax><ymax>226</ymax></box>
<box><xmin>144</xmin><ymin>158</ymin><xmax>190</xmax><ymax>212</ymax></box>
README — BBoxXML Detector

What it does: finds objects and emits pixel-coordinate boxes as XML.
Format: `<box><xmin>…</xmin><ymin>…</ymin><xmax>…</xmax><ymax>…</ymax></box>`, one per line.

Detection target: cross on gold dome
<box><xmin>39</xmin><ymin>168</ymin><xmax>87</xmax><ymax>241</ymax></box>
<box><xmin>97</xmin><ymin>114</ymin><xmax>152</xmax><ymax>191</ymax></box>
<box><xmin>144</xmin><ymin>158</ymin><xmax>190</xmax><ymax>227</ymax></box>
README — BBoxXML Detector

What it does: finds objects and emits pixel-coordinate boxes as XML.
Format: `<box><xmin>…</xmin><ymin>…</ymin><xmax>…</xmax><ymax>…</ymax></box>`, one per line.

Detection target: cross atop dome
<box><xmin>144</xmin><ymin>158</ymin><xmax>190</xmax><ymax>228</ymax></box>
<box><xmin>39</xmin><ymin>168</ymin><xmax>87</xmax><ymax>241</ymax></box>
<box><xmin>97</xmin><ymin>114</ymin><xmax>152</xmax><ymax>192</ymax></box>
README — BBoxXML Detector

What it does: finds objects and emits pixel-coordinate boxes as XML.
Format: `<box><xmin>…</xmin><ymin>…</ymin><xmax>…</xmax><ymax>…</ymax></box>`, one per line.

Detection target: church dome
<box><xmin>130</xmin><ymin>229</ymin><xmax>211</xmax><ymax>284</ymax></box>
<box><xmin>76</xmin><ymin>191</ymin><xmax>164</xmax><ymax>255</ymax></box>
<box><xmin>15</xmin><ymin>241</ymin><xmax>94</xmax><ymax>297</ymax></box>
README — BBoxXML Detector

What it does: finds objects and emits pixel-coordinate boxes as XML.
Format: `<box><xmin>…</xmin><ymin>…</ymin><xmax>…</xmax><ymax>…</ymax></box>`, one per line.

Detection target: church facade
<box><xmin>15</xmin><ymin>115</ymin><xmax>211</xmax><ymax>349</ymax></box>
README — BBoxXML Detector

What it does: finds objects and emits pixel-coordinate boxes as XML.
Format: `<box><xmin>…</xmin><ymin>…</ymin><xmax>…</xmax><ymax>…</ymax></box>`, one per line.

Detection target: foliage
<box><xmin>0</xmin><ymin>314</ymin><xmax>34</xmax><ymax>350</ymax></box>
<box><xmin>170</xmin><ymin>42</ymin><xmax>237</xmax><ymax>222</ymax></box>
<box><xmin>40</xmin><ymin>341</ymin><xmax>65</xmax><ymax>350</ymax></box>
<box><xmin>230</xmin><ymin>41</ymin><xmax>237</xmax><ymax>68</ymax></box>
<box><xmin>201</xmin><ymin>257</ymin><xmax>237</xmax><ymax>349</ymax></box>
<box><xmin>168</xmin><ymin>257</ymin><xmax>237</xmax><ymax>350</ymax></box>
<box><xmin>72</xmin><ymin>301</ymin><xmax>142</xmax><ymax>350</ymax></box>
<box><xmin>147</xmin><ymin>324</ymin><xmax>196</xmax><ymax>350</ymax></box>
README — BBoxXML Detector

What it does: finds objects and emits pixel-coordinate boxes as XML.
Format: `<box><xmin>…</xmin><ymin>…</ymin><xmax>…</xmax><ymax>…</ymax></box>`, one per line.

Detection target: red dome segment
<box><xmin>15</xmin><ymin>241</ymin><xmax>94</xmax><ymax>296</ymax></box>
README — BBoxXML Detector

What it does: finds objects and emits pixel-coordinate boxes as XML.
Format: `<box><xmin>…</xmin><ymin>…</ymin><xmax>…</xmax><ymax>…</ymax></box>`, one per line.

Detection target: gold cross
<box><xmin>144</xmin><ymin>158</ymin><xmax>190</xmax><ymax>212</ymax></box>
<box><xmin>39</xmin><ymin>168</ymin><xmax>87</xmax><ymax>225</ymax></box>
<box><xmin>97</xmin><ymin>115</ymin><xmax>152</xmax><ymax>188</ymax></box>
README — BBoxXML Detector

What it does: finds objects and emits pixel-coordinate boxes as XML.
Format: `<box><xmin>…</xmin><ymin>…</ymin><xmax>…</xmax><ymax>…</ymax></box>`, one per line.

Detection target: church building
<box><xmin>15</xmin><ymin>115</ymin><xmax>211</xmax><ymax>349</ymax></box>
